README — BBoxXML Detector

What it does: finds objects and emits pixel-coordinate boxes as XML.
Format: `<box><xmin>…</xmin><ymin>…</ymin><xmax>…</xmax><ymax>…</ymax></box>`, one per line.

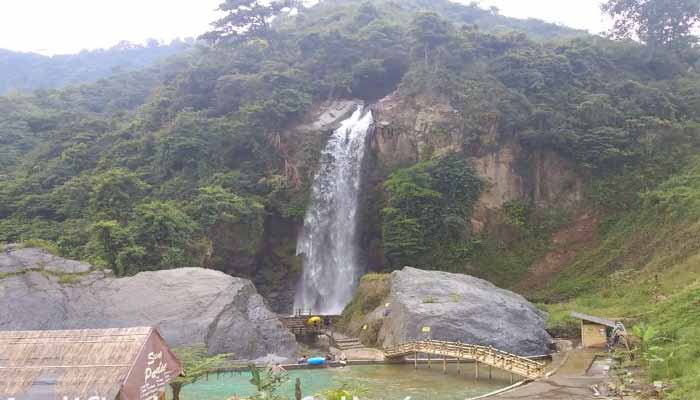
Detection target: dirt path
<box><xmin>492</xmin><ymin>349</ymin><xmax>610</xmax><ymax>400</ymax></box>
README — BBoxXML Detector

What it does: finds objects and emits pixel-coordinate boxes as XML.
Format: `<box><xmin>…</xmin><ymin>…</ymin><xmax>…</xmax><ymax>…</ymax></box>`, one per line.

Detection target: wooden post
<box><xmin>428</xmin><ymin>352</ymin><xmax>431</xmax><ymax>369</ymax></box>
<box><xmin>510</xmin><ymin>373</ymin><xmax>514</xmax><ymax>385</ymax></box>
<box><xmin>414</xmin><ymin>351</ymin><xmax>418</xmax><ymax>369</ymax></box>
<box><xmin>443</xmin><ymin>354</ymin><xmax>447</xmax><ymax>374</ymax></box>
<box><xmin>457</xmin><ymin>341</ymin><xmax>461</xmax><ymax>375</ymax></box>
<box><xmin>475</xmin><ymin>360</ymin><xmax>479</xmax><ymax>380</ymax></box>
<box><xmin>295</xmin><ymin>378</ymin><xmax>302</xmax><ymax>400</ymax></box>
<box><xmin>489</xmin><ymin>365</ymin><xmax>492</xmax><ymax>380</ymax></box>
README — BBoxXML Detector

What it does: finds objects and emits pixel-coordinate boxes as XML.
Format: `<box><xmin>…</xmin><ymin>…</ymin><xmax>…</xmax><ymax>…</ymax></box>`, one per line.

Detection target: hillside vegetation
<box><xmin>2</xmin><ymin>0</ymin><xmax>700</xmax><ymax>396</ymax></box>
<box><xmin>2</xmin><ymin>0</ymin><xmax>697</xmax><ymax>275</ymax></box>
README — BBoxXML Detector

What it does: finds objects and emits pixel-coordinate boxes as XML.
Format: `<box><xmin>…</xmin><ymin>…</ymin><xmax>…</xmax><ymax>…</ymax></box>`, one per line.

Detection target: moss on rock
<box><xmin>339</xmin><ymin>273</ymin><xmax>391</xmax><ymax>340</ymax></box>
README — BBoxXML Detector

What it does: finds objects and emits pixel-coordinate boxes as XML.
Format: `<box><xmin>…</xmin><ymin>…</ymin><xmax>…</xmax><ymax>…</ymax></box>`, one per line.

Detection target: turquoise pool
<box><xmin>178</xmin><ymin>363</ymin><xmax>517</xmax><ymax>400</ymax></box>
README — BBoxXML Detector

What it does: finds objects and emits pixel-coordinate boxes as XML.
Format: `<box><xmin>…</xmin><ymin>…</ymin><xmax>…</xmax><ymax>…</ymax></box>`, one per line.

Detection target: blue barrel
<box><xmin>307</xmin><ymin>357</ymin><xmax>326</xmax><ymax>365</ymax></box>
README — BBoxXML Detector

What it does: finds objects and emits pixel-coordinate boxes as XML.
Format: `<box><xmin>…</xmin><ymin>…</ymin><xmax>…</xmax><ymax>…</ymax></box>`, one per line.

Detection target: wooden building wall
<box><xmin>581</xmin><ymin>321</ymin><xmax>608</xmax><ymax>348</ymax></box>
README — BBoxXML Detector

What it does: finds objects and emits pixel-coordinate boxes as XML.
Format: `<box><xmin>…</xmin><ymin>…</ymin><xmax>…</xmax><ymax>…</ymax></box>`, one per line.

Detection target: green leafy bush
<box><xmin>382</xmin><ymin>154</ymin><xmax>481</xmax><ymax>269</ymax></box>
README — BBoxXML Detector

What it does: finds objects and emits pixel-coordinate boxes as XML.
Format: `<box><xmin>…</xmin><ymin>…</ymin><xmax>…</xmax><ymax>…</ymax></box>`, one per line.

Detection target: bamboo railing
<box><xmin>384</xmin><ymin>340</ymin><xmax>546</xmax><ymax>380</ymax></box>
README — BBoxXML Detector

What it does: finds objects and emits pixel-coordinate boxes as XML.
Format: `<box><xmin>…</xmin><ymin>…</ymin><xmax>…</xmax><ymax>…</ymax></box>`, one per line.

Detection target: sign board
<box><xmin>121</xmin><ymin>330</ymin><xmax>182</xmax><ymax>400</ymax></box>
<box><xmin>421</xmin><ymin>326</ymin><xmax>431</xmax><ymax>333</ymax></box>
<box><xmin>362</xmin><ymin>324</ymin><xmax>369</xmax><ymax>331</ymax></box>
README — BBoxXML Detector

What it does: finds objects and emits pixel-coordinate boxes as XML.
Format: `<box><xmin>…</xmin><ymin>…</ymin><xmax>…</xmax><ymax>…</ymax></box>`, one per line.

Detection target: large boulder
<box><xmin>376</xmin><ymin>267</ymin><xmax>552</xmax><ymax>356</ymax></box>
<box><xmin>0</xmin><ymin>246</ymin><xmax>297</xmax><ymax>360</ymax></box>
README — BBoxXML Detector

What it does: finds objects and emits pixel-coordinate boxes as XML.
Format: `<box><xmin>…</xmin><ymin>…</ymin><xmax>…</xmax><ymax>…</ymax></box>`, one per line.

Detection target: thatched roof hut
<box><xmin>0</xmin><ymin>327</ymin><xmax>182</xmax><ymax>400</ymax></box>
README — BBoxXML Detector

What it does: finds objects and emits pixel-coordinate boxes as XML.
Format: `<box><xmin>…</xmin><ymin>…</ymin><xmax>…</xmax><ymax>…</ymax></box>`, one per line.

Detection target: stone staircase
<box><xmin>333</xmin><ymin>335</ymin><xmax>364</xmax><ymax>350</ymax></box>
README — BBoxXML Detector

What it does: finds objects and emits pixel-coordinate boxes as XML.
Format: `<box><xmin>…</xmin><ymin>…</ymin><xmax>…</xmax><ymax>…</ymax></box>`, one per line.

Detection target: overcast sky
<box><xmin>0</xmin><ymin>0</ymin><xmax>611</xmax><ymax>56</ymax></box>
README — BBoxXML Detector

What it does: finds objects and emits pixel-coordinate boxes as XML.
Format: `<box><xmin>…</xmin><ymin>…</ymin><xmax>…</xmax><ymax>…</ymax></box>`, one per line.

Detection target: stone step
<box><xmin>338</xmin><ymin>344</ymin><xmax>366</xmax><ymax>350</ymax></box>
<box><xmin>335</xmin><ymin>338</ymin><xmax>364</xmax><ymax>349</ymax></box>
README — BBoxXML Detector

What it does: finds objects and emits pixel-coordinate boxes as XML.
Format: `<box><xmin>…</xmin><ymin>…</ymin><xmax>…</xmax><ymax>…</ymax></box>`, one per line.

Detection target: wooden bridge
<box><xmin>384</xmin><ymin>340</ymin><xmax>546</xmax><ymax>380</ymax></box>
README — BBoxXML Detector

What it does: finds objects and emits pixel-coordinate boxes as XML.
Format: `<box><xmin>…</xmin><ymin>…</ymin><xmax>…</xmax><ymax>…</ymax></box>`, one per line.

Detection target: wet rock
<box><xmin>0</xmin><ymin>247</ymin><xmax>298</xmax><ymax>360</ymax></box>
<box><xmin>376</xmin><ymin>267</ymin><xmax>552</xmax><ymax>356</ymax></box>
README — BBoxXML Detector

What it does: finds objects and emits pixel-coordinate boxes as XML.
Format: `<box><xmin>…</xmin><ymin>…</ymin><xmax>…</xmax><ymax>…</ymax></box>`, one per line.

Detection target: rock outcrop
<box><xmin>362</xmin><ymin>267</ymin><xmax>552</xmax><ymax>356</ymax></box>
<box><xmin>230</xmin><ymin>99</ymin><xmax>363</xmax><ymax>314</ymax></box>
<box><xmin>371</xmin><ymin>92</ymin><xmax>585</xmax><ymax>216</ymax></box>
<box><xmin>0</xmin><ymin>246</ymin><xmax>297</xmax><ymax>360</ymax></box>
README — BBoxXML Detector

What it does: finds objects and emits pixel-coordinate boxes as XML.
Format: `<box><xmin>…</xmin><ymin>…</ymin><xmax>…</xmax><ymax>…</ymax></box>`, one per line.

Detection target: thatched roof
<box><xmin>0</xmin><ymin>327</ymin><xmax>154</xmax><ymax>399</ymax></box>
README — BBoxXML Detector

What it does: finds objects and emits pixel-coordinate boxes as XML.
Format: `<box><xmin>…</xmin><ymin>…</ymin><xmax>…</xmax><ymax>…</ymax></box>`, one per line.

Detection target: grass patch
<box><xmin>37</xmin><ymin>269</ymin><xmax>89</xmax><ymax>284</ymax></box>
<box><xmin>448</xmin><ymin>293</ymin><xmax>461</xmax><ymax>302</ymax></box>
<box><xmin>540</xmin><ymin>161</ymin><xmax>700</xmax><ymax>398</ymax></box>
<box><xmin>472</xmin><ymin>235</ymin><xmax>552</xmax><ymax>289</ymax></box>
<box><xmin>19</xmin><ymin>239</ymin><xmax>60</xmax><ymax>255</ymax></box>
<box><xmin>0</xmin><ymin>272</ymin><xmax>21</xmax><ymax>280</ymax></box>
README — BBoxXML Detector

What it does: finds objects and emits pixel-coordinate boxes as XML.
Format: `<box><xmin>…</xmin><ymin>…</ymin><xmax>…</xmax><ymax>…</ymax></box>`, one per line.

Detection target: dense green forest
<box><xmin>2</xmin><ymin>0</ymin><xmax>700</xmax><ymax>395</ymax></box>
<box><xmin>0</xmin><ymin>0</ymin><xmax>618</xmax><ymax>275</ymax></box>
<box><xmin>0</xmin><ymin>40</ymin><xmax>192</xmax><ymax>94</ymax></box>
<box><xmin>1</xmin><ymin>0</ymin><xmax>699</xmax><ymax>278</ymax></box>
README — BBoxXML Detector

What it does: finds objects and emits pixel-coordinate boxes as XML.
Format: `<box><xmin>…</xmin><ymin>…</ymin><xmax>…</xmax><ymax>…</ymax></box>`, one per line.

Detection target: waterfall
<box><xmin>294</xmin><ymin>105</ymin><xmax>373</xmax><ymax>315</ymax></box>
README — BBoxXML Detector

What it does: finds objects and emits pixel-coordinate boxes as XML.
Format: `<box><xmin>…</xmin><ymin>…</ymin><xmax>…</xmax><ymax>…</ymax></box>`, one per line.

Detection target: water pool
<box><xmin>179</xmin><ymin>363</ymin><xmax>517</xmax><ymax>400</ymax></box>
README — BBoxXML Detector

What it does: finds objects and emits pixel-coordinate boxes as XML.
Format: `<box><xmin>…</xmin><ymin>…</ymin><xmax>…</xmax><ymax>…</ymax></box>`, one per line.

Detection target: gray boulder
<box><xmin>0</xmin><ymin>246</ymin><xmax>297</xmax><ymax>360</ymax></box>
<box><xmin>0</xmin><ymin>245</ymin><xmax>92</xmax><ymax>274</ymax></box>
<box><xmin>377</xmin><ymin>267</ymin><xmax>551</xmax><ymax>356</ymax></box>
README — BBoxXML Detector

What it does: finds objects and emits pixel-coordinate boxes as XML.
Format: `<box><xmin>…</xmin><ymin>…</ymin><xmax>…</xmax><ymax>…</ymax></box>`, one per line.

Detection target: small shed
<box><xmin>0</xmin><ymin>327</ymin><xmax>182</xmax><ymax>400</ymax></box>
<box><xmin>571</xmin><ymin>312</ymin><xmax>617</xmax><ymax>348</ymax></box>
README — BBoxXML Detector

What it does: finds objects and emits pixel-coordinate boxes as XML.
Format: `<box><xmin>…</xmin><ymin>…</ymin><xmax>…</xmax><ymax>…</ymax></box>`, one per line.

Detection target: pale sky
<box><xmin>0</xmin><ymin>0</ymin><xmax>611</xmax><ymax>55</ymax></box>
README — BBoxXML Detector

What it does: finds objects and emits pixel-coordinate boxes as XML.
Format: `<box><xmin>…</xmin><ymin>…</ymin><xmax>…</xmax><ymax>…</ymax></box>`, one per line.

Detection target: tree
<box><xmin>409</xmin><ymin>12</ymin><xmax>451</xmax><ymax>67</ymax></box>
<box><xmin>631</xmin><ymin>323</ymin><xmax>659</xmax><ymax>365</ymax></box>
<box><xmin>602</xmin><ymin>0</ymin><xmax>700</xmax><ymax>51</ymax></box>
<box><xmin>90</xmin><ymin>168</ymin><xmax>148</xmax><ymax>222</ymax></box>
<box><xmin>91</xmin><ymin>220</ymin><xmax>131</xmax><ymax>275</ymax></box>
<box><xmin>202</xmin><ymin>0</ymin><xmax>300</xmax><ymax>45</ymax></box>
<box><xmin>193</xmin><ymin>185</ymin><xmax>264</xmax><ymax>228</ymax></box>
<box><xmin>169</xmin><ymin>346</ymin><xmax>232</xmax><ymax>400</ymax></box>
<box><xmin>354</xmin><ymin>2</ymin><xmax>379</xmax><ymax>27</ymax></box>
<box><xmin>128</xmin><ymin>201</ymin><xmax>200</xmax><ymax>270</ymax></box>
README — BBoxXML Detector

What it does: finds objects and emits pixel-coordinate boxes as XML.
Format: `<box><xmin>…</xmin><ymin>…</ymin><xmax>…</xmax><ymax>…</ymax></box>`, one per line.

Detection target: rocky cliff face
<box><xmin>211</xmin><ymin>99</ymin><xmax>363</xmax><ymax>314</ymax></box>
<box><xmin>349</xmin><ymin>267</ymin><xmax>552</xmax><ymax>356</ymax></box>
<box><xmin>371</xmin><ymin>92</ymin><xmax>585</xmax><ymax>224</ymax></box>
<box><xmin>0</xmin><ymin>246</ymin><xmax>298</xmax><ymax>360</ymax></box>
<box><xmin>178</xmin><ymin>91</ymin><xmax>586</xmax><ymax>311</ymax></box>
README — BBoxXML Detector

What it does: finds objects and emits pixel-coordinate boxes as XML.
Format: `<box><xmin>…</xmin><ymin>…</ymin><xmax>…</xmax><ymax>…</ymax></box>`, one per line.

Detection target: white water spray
<box><xmin>294</xmin><ymin>105</ymin><xmax>373</xmax><ymax>314</ymax></box>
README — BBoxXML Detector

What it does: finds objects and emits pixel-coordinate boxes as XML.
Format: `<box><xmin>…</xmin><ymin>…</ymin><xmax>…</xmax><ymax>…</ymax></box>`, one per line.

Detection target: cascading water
<box><xmin>294</xmin><ymin>105</ymin><xmax>373</xmax><ymax>315</ymax></box>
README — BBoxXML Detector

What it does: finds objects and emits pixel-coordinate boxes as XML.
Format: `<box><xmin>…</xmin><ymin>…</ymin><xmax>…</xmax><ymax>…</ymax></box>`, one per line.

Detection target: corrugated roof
<box><xmin>0</xmin><ymin>327</ymin><xmax>153</xmax><ymax>399</ymax></box>
<box><xmin>571</xmin><ymin>312</ymin><xmax>618</xmax><ymax>328</ymax></box>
